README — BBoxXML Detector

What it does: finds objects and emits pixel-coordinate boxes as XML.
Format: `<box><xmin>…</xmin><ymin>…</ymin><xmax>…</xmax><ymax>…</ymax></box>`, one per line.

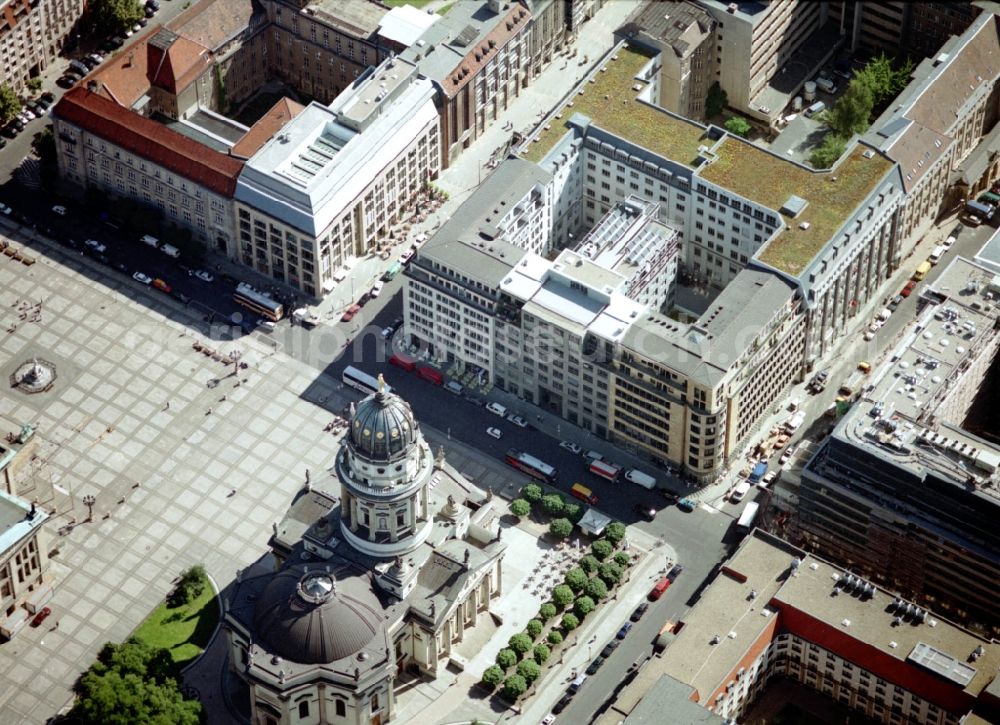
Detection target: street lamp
<box><xmin>82</xmin><ymin>494</ymin><xmax>95</xmax><ymax>522</ymax></box>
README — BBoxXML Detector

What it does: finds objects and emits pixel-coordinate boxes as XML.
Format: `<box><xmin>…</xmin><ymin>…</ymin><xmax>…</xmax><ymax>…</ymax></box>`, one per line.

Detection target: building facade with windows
<box><xmin>0</xmin><ymin>0</ymin><xmax>84</xmax><ymax>94</ymax></box>
<box><xmin>830</xmin><ymin>0</ymin><xmax>981</xmax><ymax>58</ymax></box>
<box><xmin>598</xmin><ymin>530</ymin><xmax>1000</xmax><ymax>725</ymax></box>
<box><xmin>224</xmin><ymin>386</ymin><xmax>506</xmax><ymax>725</ymax></box>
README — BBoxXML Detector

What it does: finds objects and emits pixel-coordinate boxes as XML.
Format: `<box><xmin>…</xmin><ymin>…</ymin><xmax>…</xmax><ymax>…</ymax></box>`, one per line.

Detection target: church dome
<box><xmin>253</xmin><ymin>567</ymin><xmax>384</xmax><ymax>665</ymax></box>
<box><xmin>349</xmin><ymin>386</ymin><xmax>418</xmax><ymax>462</ymax></box>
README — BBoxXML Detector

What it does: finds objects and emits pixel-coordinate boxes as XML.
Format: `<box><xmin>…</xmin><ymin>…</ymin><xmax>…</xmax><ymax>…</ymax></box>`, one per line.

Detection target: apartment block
<box><xmin>696</xmin><ymin>0</ymin><xmax>830</xmax><ymax>113</ymax></box>
<box><xmin>616</xmin><ymin>1</ymin><xmax>716</xmax><ymax>121</ymax></box>
<box><xmin>794</xmin><ymin>255</ymin><xmax>1000</xmax><ymax>635</ymax></box>
<box><xmin>234</xmin><ymin>56</ymin><xmax>440</xmax><ymax>296</ymax></box>
<box><xmin>598</xmin><ymin>530</ymin><xmax>1000</xmax><ymax>725</ymax></box>
<box><xmin>831</xmin><ymin>1</ymin><xmax>980</xmax><ymax>58</ymax></box>
<box><xmin>0</xmin><ymin>0</ymin><xmax>84</xmax><ymax>94</ymax></box>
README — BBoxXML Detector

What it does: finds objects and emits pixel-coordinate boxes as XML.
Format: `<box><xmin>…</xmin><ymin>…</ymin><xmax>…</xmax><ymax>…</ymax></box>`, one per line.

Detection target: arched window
<box><xmin>335</xmin><ymin>698</ymin><xmax>346</xmax><ymax>717</ymax></box>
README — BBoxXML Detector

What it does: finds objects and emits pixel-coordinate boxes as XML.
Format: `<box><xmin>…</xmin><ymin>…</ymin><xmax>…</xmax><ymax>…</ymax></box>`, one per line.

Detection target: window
<box><xmin>298</xmin><ymin>701</ymin><xmax>309</xmax><ymax>718</ymax></box>
<box><xmin>335</xmin><ymin>699</ymin><xmax>346</xmax><ymax>717</ymax></box>
<box><xmin>370</xmin><ymin>693</ymin><xmax>380</xmax><ymax>710</ymax></box>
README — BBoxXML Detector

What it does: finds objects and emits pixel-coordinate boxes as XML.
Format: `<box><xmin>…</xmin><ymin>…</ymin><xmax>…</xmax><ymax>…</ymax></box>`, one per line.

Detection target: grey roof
<box><xmin>620</xmin><ymin>0</ymin><xmax>713</xmax><ymax>58</ymax></box>
<box><xmin>308</xmin><ymin>0</ymin><xmax>390</xmax><ymax>38</ymax></box>
<box><xmin>624</xmin><ymin>675</ymin><xmax>725</xmax><ymax>724</ymax></box>
<box><xmin>349</xmin><ymin>389</ymin><xmax>419</xmax><ymax>462</ymax></box>
<box><xmin>400</xmin><ymin>0</ymin><xmax>507</xmax><ymax>85</ymax></box>
<box><xmin>252</xmin><ymin>564</ymin><xmax>385</xmax><ymax>665</ymax></box>
<box><xmin>415</xmin><ymin>159</ymin><xmax>550</xmax><ymax>286</ymax></box>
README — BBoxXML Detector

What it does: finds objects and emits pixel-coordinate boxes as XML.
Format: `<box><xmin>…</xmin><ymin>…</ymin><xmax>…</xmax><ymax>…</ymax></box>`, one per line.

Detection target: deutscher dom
<box><xmin>223</xmin><ymin>381</ymin><xmax>506</xmax><ymax>725</ymax></box>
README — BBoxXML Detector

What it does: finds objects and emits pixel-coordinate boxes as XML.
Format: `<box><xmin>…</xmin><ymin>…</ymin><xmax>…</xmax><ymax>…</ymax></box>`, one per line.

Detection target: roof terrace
<box><xmin>701</xmin><ymin>139</ymin><xmax>894</xmax><ymax>276</ymax></box>
<box><xmin>521</xmin><ymin>45</ymin><xmax>708</xmax><ymax>165</ymax></box>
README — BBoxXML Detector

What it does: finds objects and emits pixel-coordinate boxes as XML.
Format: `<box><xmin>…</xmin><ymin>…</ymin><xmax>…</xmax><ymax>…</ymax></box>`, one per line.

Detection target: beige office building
<box><xmin>0</xmin><ymin>0</ymin><xmax>83</xmax><ymax>94</ymax></box>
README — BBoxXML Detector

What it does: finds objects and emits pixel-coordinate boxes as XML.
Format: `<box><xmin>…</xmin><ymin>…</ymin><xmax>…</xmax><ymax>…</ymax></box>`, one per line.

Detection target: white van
<box><xmin>370</xmin><ymin>281</ymin><xmax>385</xmax><ymax>298</ymax></box>
<box><xmin>140</xmin><ymin>234</ymin><xmax>159</xmax><ymax>248</ymax></box>
<box><xmin>485</xmin><ymin>402</ymin><xmax>507</xmax><ymax>417</ymax></box>
<box><xmin>929</xmin><ymin>245</ymin><xmax>945</xmax><ymax>264</ymax></box>
<box><xmin>730</xmin><ymin>479</ymin><xmax>752</xmax><ymax>504</ymax></box>
<box><xmin>625</xmin><ymin>469</ymin><xmax>657</xmax><ymax>490</ymax></box>
<box><xmin>805</xmin><ymin>101</ymin><xmax>826</xmax><ymax>118</ymax></box>
<box><xmin>444</xmin><ymin>381</ymin><xmax>463</xmax><ymax>395</ymax></box>
<box><xmin>159</xmin><ymin>243</ymin><xmax>180</xmax><ymax>259</ymax></box>
<box><xmin>816</xmin><ymin>77</ymin><xmax>837</xmax><ymax>94</ymax></box>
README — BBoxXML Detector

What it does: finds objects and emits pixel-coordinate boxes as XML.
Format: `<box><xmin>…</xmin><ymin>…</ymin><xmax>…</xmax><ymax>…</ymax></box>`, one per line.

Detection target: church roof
<box><xmin>349</xmin><ymin>387</ymin><xmax>418</xmax><ymax>462</ymax></box>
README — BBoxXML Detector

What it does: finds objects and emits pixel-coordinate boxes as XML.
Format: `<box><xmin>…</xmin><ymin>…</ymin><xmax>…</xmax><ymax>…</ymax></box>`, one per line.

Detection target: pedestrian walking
<box><xmin>164</xmin><ymin>401</ymin><xmax>170</xmax><ymax>411</ymax></box>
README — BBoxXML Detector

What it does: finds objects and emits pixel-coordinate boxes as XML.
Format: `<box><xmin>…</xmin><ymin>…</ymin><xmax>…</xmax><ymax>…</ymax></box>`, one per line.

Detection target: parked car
<box><xmin>506</xmin><ymin>414</ymin><xmax>528</xmax><ymax>428</ymax></box>
<box><xmin>666</xmin><ymin>564</ymin><xmax>684</xmax><ymax>582</ymax></box>
<box><xmin>257</xmin><ymin>318</ymin><xmax>276</xmax><ymax>330</ymax></box>
<box><xmin>132</xmin><ymin>271</ymin><xmax>152</xmax><ymax>285</ymax></box>
<box><xmin>900</xmin><ymin>280</ymin><xmax>917</xmax><ymax>297</ymax></box>
<box><xmin>31</xmin><ymin>607</ymin><xmax>52</xmax><ymax>627</ymax></box>
<box><xmin>632</xmin><ymin>503</ymin><xmax>656</xmax><ymax>521</ymax></box>
<box><xmin>552</xmin><ymin>695</ymin><xmax>572</xmax><ymax>714</ymax></box>
<box><xmin>648</xmin><ymin>578</ymin><xmax>670</xmax><ymax>600</ymax></box>
<box><xmin>780</xmin><ymin>443</ymin><xmax>797</xmax><ymax>465</ymax></box>
<box><xmin>677</xmin><ymin>497</ymin><xmax>696</xmax><ymax>512</ymax></box>
<box><xmin>486</xmin><ymin>427</ymin><xmax>502</xmax><ymax>440</ymax></box>
<box><xmin>85</xmin><ymin>239</ymin><xmax>107</xmax><ymax>253</ymax></box>
<box><xmin>585</xmin><ymin>656</ymin><xmax>606</xmax><ymax>675</ymax></box>
<box><xmin>152</xmin><ymin>278</ymin><xmax>172</xmax><ymax>293</ymax></box>
<box><xmin>52</xmin><ymin>205</ymin><xmax>67</xmax><ymax>216</ymax></box>
<box><xmin>569</xmin><ymin>673</ymin><xmax>588</xmax><ymax>692</ymax></box>
<box><xmin>559</xmin><ymin>440</ymin><xmax>582</xmax><ymax>454</ymax></box>
<box><xmin>57</xmin><ymin>76</ymin><xmax>77</xmax><ymax>89</ymax></box>
<box><xmin>888</xmin><ymin>293</ymin><xmax>904</xmax><ymax>311</ymax></box>
<box><xmin>193</xmin><ymin>269</ymin><xmax>214</xmax><ymax>282</ymax></box>
<box><xmin>600</xmin><ymin>640</ymin><xmax>620</xmax><ymax>658</ymax></box>
<box><xmin>370</xmin><ymin>281</ymin><xmax>384</xmax><ymax>298</ymax></box>
<box><xmin>341</xmin><ymin>304</ymin><xmax>361</xmax><ymax>322</ymax></box>
<box><xmin>760</xmin><ymin>470</ymin><xmax>778</xmax><ymax>489</ymax></box>
<box><xmin>630</xmin><ymin>602</ymin><xmax>649</xmax><ymax>621</ymax></box>
<box><xmin>137</xmin><ymin>16</ymin><xmax>148</xmax><ymax>26</ymax></box>
<box><xmin>145</xmin><ymin>5</ymin><xmax>156</xmax><ymax>17</ymax></box>
<box><xmin>616</xmin><ymin>622</ymin><xmax>634</xmax><ymax>639</ymax></box>
<box><xmin>0</xmin><ymin>203</ymin><xmax>11</xmax><ymax>215</ymax></box>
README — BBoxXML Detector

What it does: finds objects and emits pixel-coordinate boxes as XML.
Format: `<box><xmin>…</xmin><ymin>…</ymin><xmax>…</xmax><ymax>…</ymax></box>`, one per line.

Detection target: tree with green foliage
<box><xmin>854</xmin><ymin>52</ymin><xmax>914</xmax><ymax>106</ymax></box>
<box><xmin>561</xmin><ymin>613</ymin><xmax>580</xmax><ymax>631</ymax></box>
<box><xmin>34</xmin><ymin>127</ymin><xmax>58</xmax><ymax>192</ymax></box>
<box><xmin>496</xmin><ymin>648</ymin><xmax>517</xmax><ymax>670</ymax></box>
<box><xmin>584</xmin><ymin>576</ymin><xmax>608</xmax><ymax>601</ymax></box>
<box><xmin>549</xmin><ymin>517</ymin><xmax>572</xmax><ymax>539</ymax></box>
<box><xmin>526</xmin><ymin>619</ymin><xmax>543</xmax><ymax>639</ymax></box>
<box><xmin>502</xmin><ymin>674</ymin><xmax>527</xmax><ymax>701</ymax></box>
<box><xmin>809</xmin><ymin>133</ymin><xmax>848</xmax><ymax>170</ymax></box>
<box><xmin>564</xmin><ymin>567</ymin><xmax>587</xmax><ymax>592</ymax></box>
<box><xmin>516</xmin><ymin>658</ymin><xmax>541</xmax><ymax>684</ymax></box>
<box><xmin>591</xmin><ymin>539</ymin><xmax>613</xmax><ymax>561</ymax></box>
<box><xmin>509</xmin><ymin>498</ymin><xmax>531</xmax><ymax>518</ymax></box>
<box><xmin>0</xmin><ymin>84</ymin><xmax>19</xmax><ymax>124</ymax></box>
<box><xmin>90</xmin><ymin>0</ymin><xmax>144</xmax><ymax>36</ymax></box>
<box><xmin>724</xmin><ymin>116</ymin><xmax>752</xmax><ymax>137</ymax></box>
<box><xmin>520</xmin><ymin>483</ymin><xmax>543</xmax><ymax>503</ymax></box>
<box><xmin>823</xmin><ymin>80</ymin><xmax>874</xmax><ymax>137</ymax></box>
<box><xmin>604</xmin><ymin>522</ymin><xmax>627</xmax><ymax>546</ymax></box>
<box><xmin>538</xmin><ymin>602</ymin><xmax>557</xmax><ymax>622</ymax></box>
<box><xmin>170</xmin><ymin>565</ymin><xmax>207</xmax><ymax>607</ymax></box>
<box><xmin>706</xmin><ymin>81</ymin><xmax>728</xmax><ymax>118</ymax></box>
<box><xmin>598</xmin><ymin>561</ymin><xmax>623</xmax><ymax>586</ymax></box>
<box><xmin>533</xmin><ymin>643</ymin><xmax>550</xmax><ymax>664</ymax></box>
<box><xmin>563</xmin><ymin>501</ymin><xmax>583</xmax><ymax>523</ymax></box>
<box><xmin>613</xmin><ymin>552</ymin><xmax>631</xmax><ymax>568</ymax></box>
<box><xmin>26</xmin><ymin>77</ymin><xmax>42</xmax><ymax>92</ymax></box>
<box><xmin>552</xmin><ymin>584</ymin><xmax>574</xmax><ymax>609</ymax></box>
<box><xmin>481</xmin><ymin>664</ymin><xmax>504</xmax><ymax>688</ymax></box>
<box><xmin>508</xmin><ymin>632</ymin><xmax>533</xmax><ymax>656</ymax></box>
<box><xmin>579</xmin><ymin>554</ymin><xmax>600</xmax><ymax>575</ymax></box>
<box><xmin>573</xmin><ymin>596</ymin><xmax>595</xmax><ymax>619</ymax></box>
<box><xmin>547</xmin><ymin>630</ymin><xmax>563</xmax><ymax>645</ymax></box>
<box><xmin>541</xmin><ymin>493</ymin><xmax>565</xmax><ymax>517</ymax></box>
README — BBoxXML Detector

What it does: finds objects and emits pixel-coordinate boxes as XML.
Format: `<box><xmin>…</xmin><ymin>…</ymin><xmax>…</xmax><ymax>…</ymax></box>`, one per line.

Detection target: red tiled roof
<box><xmin>90</xmin><ymin>39</ymin><xmax>155</xmax><ymax>108</ymax></box>
<box><xmin>54</xmin><ymin>87</ymin><xmax>244</xmax><ymax>197</ymax></box>
<box><xmin>445</xmin><ymin>5</ymin><xmax>530</xmax><ymax>97</ymax></box>
<box><xmin>231</xmin><ymin>97</ymin><xmax>305</xmax><ymax>159</ymax></box>
<box><xmin>147</xmin><ymin>31</ymin><xmax>212</xmax><ymax>95</ymax></box>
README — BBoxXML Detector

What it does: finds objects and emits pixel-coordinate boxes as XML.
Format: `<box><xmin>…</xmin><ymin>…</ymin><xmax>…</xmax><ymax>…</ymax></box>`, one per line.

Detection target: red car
<box><xmin>341</xmin><ymin>304</ymin><xmax>361</xmax><ymax>322</ymax></box>
<box><xmin>900</xmin><ymin>280</ymin><xmax>917</xmax><ymax>297</ymax></box>
<box><xmin>152</xmin><ymin>278</ymin><xmax>172</xmax><ymax>293</ymax></box>
<box><xmin>648</xmin><ymin>578</ymin><xmax>671</xmax><ymax>601</ymax></box>
<box><xmin>31</xmin><ymin>606</ymin><xmax>52</xmax><ymax>627</ymax></box>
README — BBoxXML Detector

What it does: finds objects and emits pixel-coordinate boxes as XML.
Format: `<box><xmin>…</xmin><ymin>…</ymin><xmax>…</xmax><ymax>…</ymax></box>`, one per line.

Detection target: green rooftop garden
<box><xmin>522</xmin><ymin>46</ymin><xmax>708</xmax><ymax>165</ymax></box>
<box><xmin>701</xmin><ymin>139</ymin><xmax>894</xmax><ymax>275</ymax></box>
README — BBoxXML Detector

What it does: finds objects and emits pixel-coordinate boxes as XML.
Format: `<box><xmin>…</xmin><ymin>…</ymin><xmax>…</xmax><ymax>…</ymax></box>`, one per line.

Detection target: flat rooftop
<box><xmin>0</xmin><ymin>489</ymin><xmax>47</xmax><ymax>555</ymax></box>
<box><xmin>308</xmin><ymin>0</ymin><xmax>389</xmax><ymax>37</ymax></box>
<box><xmin>702</xmin><ymin>140</ymin><xmax>894</xmax><ymax>276</ymax></box>
<box><xmin>521</xmin><ymin>45</ymin><xmax>709</xmax><ymax>165</ymax></box>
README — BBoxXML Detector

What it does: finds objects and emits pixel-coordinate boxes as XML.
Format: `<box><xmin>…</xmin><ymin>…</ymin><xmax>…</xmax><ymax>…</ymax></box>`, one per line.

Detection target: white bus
<box><xmin>342</xmin><ymin>366</ymin><xmax>391</xmax><ymax>396</ymax></box>
<box><xmin>736</xmin><ymin>501</ymin><xmax>760</xmax><ymax>534</ymax></box>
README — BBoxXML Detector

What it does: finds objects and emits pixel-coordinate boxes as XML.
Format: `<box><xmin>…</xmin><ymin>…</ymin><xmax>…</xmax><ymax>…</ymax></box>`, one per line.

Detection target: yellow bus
<box><xmin>913</xmin><ymin>261</ymin><xmax>932</xmax><ymax>281</ymax></box>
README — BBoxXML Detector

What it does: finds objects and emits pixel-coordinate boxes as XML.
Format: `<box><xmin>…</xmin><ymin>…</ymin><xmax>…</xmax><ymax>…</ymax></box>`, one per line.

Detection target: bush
<box><xmin>496</xmin><ymin>648</ymin><xmax>517</xmax><ymax>670</ymax></box>
<box><xmin>169</xmin><ymin>565</ymin><xmax>207</xmax><ymax>607</ymax></box>
<box><xmin>724</xmin><ymin>116</ymin><xmax>752</xmax><ymax>137</ymax></box>
<box><xmin>564</xmin><ymin>567</ymin><xmax>587</xmax><ymax>592</ymax></box>
<box><xmin>598</xmin><ymin>561</ymin><xmax>623</xmax><ymax>586</ymax></box>
<box><xmin>516</xmin><ymin>658</ymin><xmax>541</xmax><ymax>683</ymax></box>
<box><xmin>538</xmin><ymin>602</ymin><xmax>557</xmax><ymax>622</ymax></box>
<box><xmin>561</xmin><ymin>613</ymin><xmax>580</xmax><ymax>631</ymax></box>
<box><xmin>552</xmin><ymin>584</ymin><xmax>574</xmax><ymax>608</ymax></box>
<box><xmin>579</xmin><ymin>555</ymin><xmax>600</xmax><ymax>575</ymax></box>
<box><xmin>481</xmin><ymin>664</ymin><xmax>504</xmax><ymax>688</ymax></box>
<box><xmin>526</xmin><ymin>619</ymin><xmax>543</xmax><ymax>639</ymax></box>
<box><xmin>584</xmin><ymin>577</ymin><xmax>608</xmax><ymax>601</ymax></box>
<box><xmin>573</xmin><ymin>596</ymin><xmax>595</xmax><ymax>619</ymax></box>
<box><xmin>509</xmin><ymin>498</ymin><xmax>531</xmax><ymax>518</ymax></box>
<box><xmin>613</xmin><ymin>552</ymin><xmax>631</xmax><ymax>568</ymax></box>
<box><xmin>508</xmin><ymin>633</ymin><xmax>533</xmax><ymax>656</ymax></box>
<box><xmin>604</xmin><ymin>522</ymin><xmax>626</xmax><ymax>545</ymax></box>
<box><xmin>809</xmin><ymin>133</ymin><xmax>848</xmax><ymax>169</ymax></box>
<box><xmin>563</xmin><ymin>501</ymin><xmax>583</xmax><ymax>523</ymax></box>
<box><xmin>533</xmin><ymin>643</ymin><xmax>550</xmax><ymax>664</ymax></box>
<box><xmin>547</xmin><ymin>630</ymin><xmax>563</xmax><ymax>645</ymax></box>
<box><xmin>541</xmin><ymin>493</ymin><xmax>565</xmax><ymax>517</ymax></box>
<box><xmin>521</xmin><ymin>483</ymin><xmax>543</xmax><ymax>503</ymax></box>
<box><xmin>591</xmin><ymin>540</ymin><xmax>613</xmax><ymax>561</ymax></box>
<box><xmin>549</xmin><ymin>518</ymin><xmax>573</xmax><ymax>539</ymax></box>
<box><xmin>502</xmin><ymin>674</ymin><xmax>528</xmax><ymax>701</ymax></box>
